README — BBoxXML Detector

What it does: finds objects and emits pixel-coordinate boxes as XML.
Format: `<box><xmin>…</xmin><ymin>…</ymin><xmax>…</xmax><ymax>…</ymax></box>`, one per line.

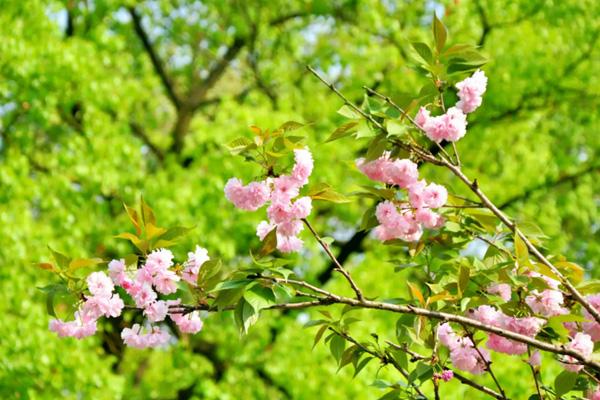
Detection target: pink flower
<box><xmin>440</xmin><ymin>370</ymin><xmax>454</xmax><ymax>382</ymax></box>
<box><xmin>356</xmin><ymin>156</ymin><xmax>389</xmax><ymax>183</ymax></box>
<box><xmin>375</xmin><ymin>201</ymin><xmax>401</xmax><ymax>226</ymax></box>
<box><xmin>415</xmin><ymin>208</ymin><xmax>444</xmax><ymax>229</ymax></box>
<box><xmin>108</xmin><ymin>259</ymin><xmax>128</xmax><ymax>285</ymax></box>
<box><xmin>153</xmin><ymin>269</ymin><xmax>180</xmax><ymax>295</ymax></box>
<box><xmin>387</xmin><ymin>159</ymin><xmax>419</xmax><ymax>188</ymax></box>
<box><xmin>133</xmin><ymin>284</ymin><xmax>157</xmax><ymax>308</ymax></box>
<box><xmin>171</xmin><ymin>311</ymin><xmax>203</xmax><ymax>334</ymax></box>
<box><xmin>415</xmin><ymin>107</ymin><xmax>430</xmax><ymax>127</ymax></box>
<box><xmin>291</xmin><ymin>148</ymin><xmax>314</xmax><ymax>186</ymax></box>
<box><xmin>146</xmin><ymin>248</ymin><xmax>174</xmax><ymax>272</ymax></box>
<box><xmin>87</xmin><ymin>272</ymin><xmax>114</xmax><ymax>297</ymax></box>
<box><xmin>277</xmin><ymin>220</ymin><xmax>303</xmax><ymax>237</ymax></box>
<box><xmin>144</xmin><ymin>300</ymin><xmax>169</xmax><ymax>322</ymax></box>
<box><xmin>525</xmin><ymin>289</ymin><xmax>568</xmax><ymax>317</ymax></box>
<box><xmin>277</xmin><ymin>234</ymin><xmax>304</xmax><ymax>253</ymax></box>
<box><xmin>455</xmin><ymin>70</ymin><xmax>487</xmax><ymax>114</ymax></box>
<box><xmin>562</xmin><ymin>333</ymin><xmax>593</xmax><ymax>372</ymax></box>
<box><xmin>468</xmin><ymin>306</ymin><xmax>545</xmax><ymax>355</ymax></box>
<box><xmin>450</xmin><ymin>338</ymin><xmax>489</xmax><ymax>374</ymax></box>
<box><xmin>528</xmin><ymin>351</ymin><xmax>541</xmax><ymax>367</ymax></box>
<box><xmin>121</xmin><ymin>324</ymin><xmax>171</xmax><ymax>349</ymax></box>
<box><xmin>267</xmin><ymin>200</ymin><xmax>294</xmax><ymax>224</ymax></box>
<box><xmin>291</xmin><ymin>197</ymin><xmax>312</xmax><ymax>220</ymax></box>
<box><xmin>583</xmin><ymin>295</ymin><xmax>600</xmax><ymax>341</ymax></box>
<box><xmin>356</xmin><ymin>154</ymin><xmax>418</xmax><ymax>188</ymax></box>
<box><xmin>181</xmin><ymin>246</ymin><xmax>210</xmax><ymax>286</ymax></box>
<box><xmin>408</xmin><ymin>180</ymin><xmax>427</xmax><ymax>208</ymax></box>
<box><xmin>421</xmin><ymin>107</ymin><xmax>468</xmax><ymax>143</ymax></box>
<box><xmin>423</xmin><ymin>183</ymin><xmax>448</xmax><ymax>209</ymax></box>
<box><xmin>272</xmin><ymin>176</ymin><xmax>301</xmax><ymax>202</ymax></box>
<box><xmin>438</xmin><ymin>323</ymin><xmax>460</xmax><ymax>348</ymax></box>
<box><xmin>487</xmin><ymin>283</ymin><xmax>511</xmax><ymax>301</ymax></box>
<box><xmin>224</xmin><ymin>178</ymin><xmax>271</xmax><ymax>211</ymax></box>
<box><xmin>49</xmin><ymin>312</ymin><xmax>97</xmax><ymax>339</ymax></box>
<box><xmin>83</xmin><ymin>294</ymin><xmax>124</xmax><ymax>319</ymax></box>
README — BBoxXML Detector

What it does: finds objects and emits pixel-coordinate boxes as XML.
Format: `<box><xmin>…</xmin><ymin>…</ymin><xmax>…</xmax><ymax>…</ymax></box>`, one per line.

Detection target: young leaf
<box><xmin>124</xmin><ymin>203</ymin><xmax>141</xmax><ymax>235</ymax></box>
<box><xmin>234</xmin><ymin>297</ymin><xmax>259</xmax><ymax>334</ymax></box>
<box><xmin>243</xmin><ymin>286</ymin><xmax>276</xmax><ymax>312</ymax></box>
<box><xmin>411</xmin><ymin>42</ymin><xmax>433</xmax><ymax>64</ymax></box>
<box><xmin>259</xmin><ymin>229</ymin><xmax>278</xmax><ymax>257</ymax></box>
<box><xmin>278</xmin><ymin>120</ymin><xmax>305</xmax><ymax>132</ymax></box>
<box><xmin>329</xmin><ymin>334</ymin><xmax>346</xmax><ymax>363</ymax></box>
<box><xmin>432</xmin><ymin>13</ymin><xmax>447</xmax><ymax>52</ymax></box>
<box><xmin>140</xmin><ymin>197</ymin><xmax>156</xmax><ymax>226</ymax></box>
<box><xmin>555</xmin><ymin>370</ymin><xmax>577</xmax><ymax>396</ymax></box>
<box><xmin>48</xmin><ymin>246</ymin><xmax>71</xmax><ymax>270</ymax></box>
<box><xmin>326</xmin><ymin>121</ymin><xmax>359</xmax><ymax>143</ymax></box>
<box><xmin>407</xmin><ymin>282</ymin><xmax>425</xmax><ymax>305</ymax></box>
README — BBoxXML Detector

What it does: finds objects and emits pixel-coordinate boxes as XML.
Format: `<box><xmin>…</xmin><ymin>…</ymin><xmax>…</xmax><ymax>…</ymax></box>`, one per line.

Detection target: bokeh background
<box><xmin>0</xmin><ymin>0</ymin><xmax>598</xmax><ymax>398</ymax></box>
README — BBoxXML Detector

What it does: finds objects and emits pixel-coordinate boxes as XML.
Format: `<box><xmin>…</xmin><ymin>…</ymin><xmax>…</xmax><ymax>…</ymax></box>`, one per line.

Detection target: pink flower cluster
<box><xmin>486</xmin><ymin>283</ymin><xmax>511</xmax><ymax>301</ymax></box>
<box><xmin>50</xmin><ymin>247</ymin><xmax>208</xmax><ymax>347</ymax></box>
<box><xmin>437</xmin><ymin>322</ymin><xmax>489</xmax><ymax>374</ymax></box>
<box><xmin>356</xmin><ymin>154</ymin><xmax>446</xmax><ymax>242</ymax></box>
<box><xmin>562</xmin><ymin>332</ymin><xmax>593</xmax><ymax>372</ymax></box>
<box><xmin>525</xmin><ymin>272</ymin><xmax>568</xmax><ymax>317</ymax></box>
<box><xmin>224</xmin><ymin>148</ymin><xmax>314</xmax><ymax>253</ymax></box>
<box><xmin>415</xmin><ymin>106</ymin><xmax>467</xmax><ymax>143</ymax></box>
<box><xmin>468</xmin><ymin>306</ymin><xmax>545</xmax><ymax>355</ymax></box>
<box><xmin>433</xmin><ymin>370</ymin><xmax>454</xmax><ymax>382</ymax></box>
<box><xmin>413</xmin><ymin>70</ymin><xmax>487</xmax><ymax>143</ymax></box>
<box><xmin>49</xmin><ymin>271</ymin><xmax>124</xmax><ymax>339</ymax></box>
<box><xmin>455</xmin><ymin>69</ymin><xmax>488</xmax><ymax>114</ymax></box>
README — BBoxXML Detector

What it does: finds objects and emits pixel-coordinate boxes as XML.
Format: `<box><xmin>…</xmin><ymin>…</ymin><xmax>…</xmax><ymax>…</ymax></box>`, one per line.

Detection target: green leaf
<box><xmin>145</xmin><ymin>223</ymin><xmax>167</xmax><ymax>240</ymax></box>
<box><xmin>234</xmin><ymin>298</ymin><xmax>259</xmax><ymax>334</ymax></box>
<box><xmin>140</xmin><ymin>196</ymin><xmax>156</xmax><ymax>226</ymax></box>
<box><xmin>68</xmin><ymin>257</ymin><xmax>104</xmax><ymax>272</ymax></box>
<box><xmin>278</xmin><ymin>120</ymin><xmax>305</xmax><ymax>132</ymax></box>
<box><xmin>337</xmin><ymin>104</ymin><xmax>361</xmax><ymax>119</ymax></box>
<box><xmin>243</xmin><ymin>286</ymin><xmax>276</xmax><ymax>312</ymax></box>
<box><xmin>326</xmin><ymin>121</ymin><xmax>359</xmax><ymax>142</ymax></box>
<box><xmin>329</xmin><ymin>334</ymin><xmax>346</xmax><ymax>363</ymax></box>
<box><xmin>458</xmin><ymin>264</ymin><xmax>470</xmax><ymax>296</ymax></box>
<box><xmin>48</xmin><ymin>246</ymin><xmax>71</xmax><ymax>269</ymax></box>
<box><xmin>432</xmin><ymin>13</ymin><xmax>447</xmax><ymax>52</ymax></box>
<box><xmin>124</xmin><ymin>203</ymin><xmax>141</xmax><ymax>235</ymax></box>
<box><xmin>353</xmin><ymin>356</ymin><xmax>373</xmax><ymax>377</ymax></box>
<box><xmin>514</xmin><ymin>231</ymin><xmax>530</xmax><ymax>269</ymax></box>
<box><xmin>411</xmin><ymin>42</ymin><xmax>433</xmax><ymax>64</ymax></box>
<box><xmin>227</xmin><ymin>137</ymin><xmax>257</xmax><ymax>155</ymax></box>
<box><xmin>313</xmin><ymin>324</ymin><xmax>329</xmax><ymax>349</ymax></box>
<box><xmin>555</xmin><ymin>370</ymin><xmax>577</xmax><ymax>396</ymax></box>
<box><xmin>308</xmin><ymin>183</ymin><xmax>350</xmax><ymax>203</ymax></box>
<box><xmin>212</xmin><ymin>279</ymin><xmax>253</xmax><ymax>292</ymax></box>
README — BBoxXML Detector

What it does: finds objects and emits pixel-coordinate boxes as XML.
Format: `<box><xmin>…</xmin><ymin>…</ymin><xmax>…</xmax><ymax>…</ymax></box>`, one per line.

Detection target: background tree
<box><xmin>0</xmin><ymin>0</ymin><xmax>598</xmax><ymax>398</ymax></box>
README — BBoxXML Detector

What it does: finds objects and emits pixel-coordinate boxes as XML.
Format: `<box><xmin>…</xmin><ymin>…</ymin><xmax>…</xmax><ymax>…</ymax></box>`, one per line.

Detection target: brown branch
<box><xmin>129</xmin><ymin>121</ymin><xmax>164</xmax><ymax>162</ymax></box>
<box><xmin>303</xmin><ymin>218</ymin><xmax>365</xmax><ymax>301</ymax></box>
<box><xmin>453</xmin><ymin>371</ymin><xmax>504</xmax><ymax>400</ymax></box>
<box><xmin>128</xmin><ymin>6</ymin><xmax>182</xmax><ymax>109</ymax></box>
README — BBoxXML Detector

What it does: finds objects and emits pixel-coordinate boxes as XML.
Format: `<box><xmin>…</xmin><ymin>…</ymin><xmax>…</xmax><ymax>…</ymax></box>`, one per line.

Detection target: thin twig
<box><xmin>302</xmin><ymin>219</ymin><xmax>364</xmax><ymax>301</ymax></box>
<box><xmin>461</xmin><ymin>325</ymin><xmax>507</xmax><ymax>399</ymax></box>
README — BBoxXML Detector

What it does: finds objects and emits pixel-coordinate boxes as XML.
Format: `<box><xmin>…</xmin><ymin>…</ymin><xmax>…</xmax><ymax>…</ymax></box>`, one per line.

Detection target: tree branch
<box><xmin>128</xmin><ymin>6</ymin><xmax>182</xmax><ymax>109</ymax></box>
<box><xmin>129</xmin><ymin>121</ymin><xmax>165</xmax><ymax>162</ymax></box>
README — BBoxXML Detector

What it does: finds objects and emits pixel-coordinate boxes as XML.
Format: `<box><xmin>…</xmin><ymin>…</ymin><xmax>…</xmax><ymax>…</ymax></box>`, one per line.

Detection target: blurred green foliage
<box><xmin>0</xmin><ymin>0</ymin><xmax>598</xmax><ymax>398</ymax></box>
